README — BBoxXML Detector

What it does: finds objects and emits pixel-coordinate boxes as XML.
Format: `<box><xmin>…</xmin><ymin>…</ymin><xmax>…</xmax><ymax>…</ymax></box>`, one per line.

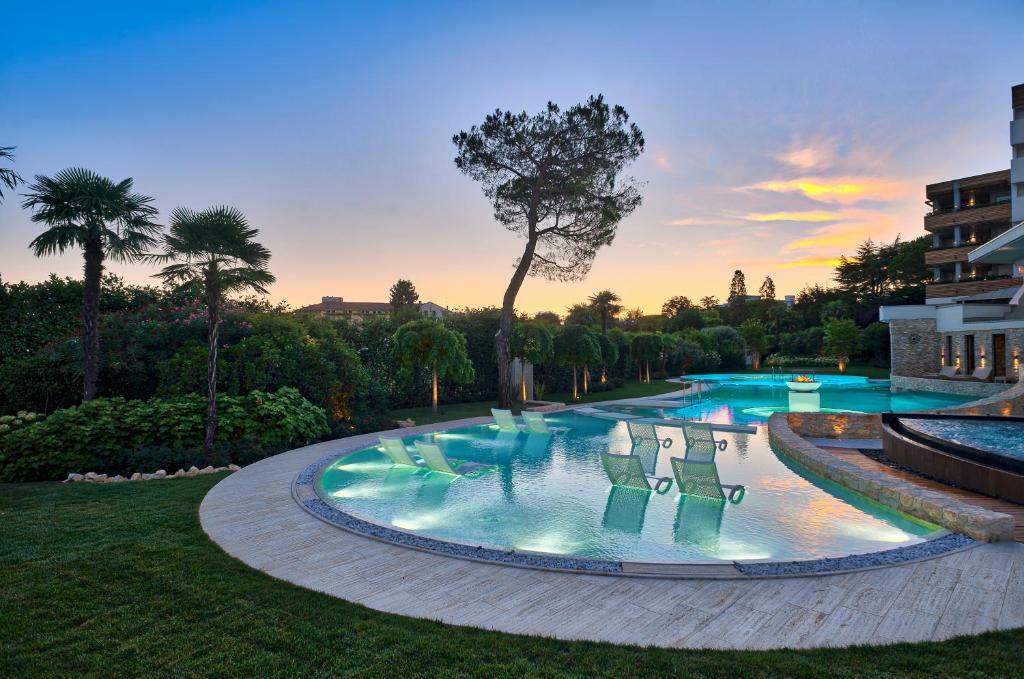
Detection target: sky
<box><xmin>2</xmin><ymin>1</ymin><xmax>1023</xmax><ymax>315</ymax></box>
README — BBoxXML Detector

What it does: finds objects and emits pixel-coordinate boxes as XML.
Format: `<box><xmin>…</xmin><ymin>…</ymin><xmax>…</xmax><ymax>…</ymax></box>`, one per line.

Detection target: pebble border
<box><xmin>292</xmin><ymin>444</ymin><xmax>979</xmax><ymax>578</ymax></box>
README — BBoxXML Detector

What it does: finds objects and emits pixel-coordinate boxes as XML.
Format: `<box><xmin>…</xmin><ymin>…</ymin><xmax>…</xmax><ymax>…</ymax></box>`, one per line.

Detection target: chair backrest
<box><xmin>521</xmin><ymin>411</ymin><xmax>551</xmax><ymax>434</ymax></box>
<box><xmin>600</xmin><ymin>452</ymin><xmax>652</xmax><ymax>491</ymax></box>
<box><xmin>379</xmin><ymin>437</ymin><xmax>418</xmax><ymax>466</ymax></box>
<box><xmin>682</xmin><ymin>422</ymin><xmax>721</xmax><ymax>450</ymax></box>
<box><xmin>627</xmin><ymin>421</ymin><xmax>669</xmax><ymax>453</ymax></box>
<box><xmin>491</xmin><ymin>408</ymin><xmax>519</xmax><ymax>431</ymax></box>
<box><xmin>414</xmin><ymin>441</ymin><xmax>457</xmax><ymax>474</ymax></box>
<box><xmin>973</xmin><ymin>366</ymin><xmax>993</xmax><ymax>381</ymax></box>
<box><xmin>940</xmin><ymin>365</ymin><xmax>957</xmax><ymax>378</ymax></box>
<box><xmin>670</xmin><ymin>456</ymin><xmax>726</xmax><ymax>500</ymax></box>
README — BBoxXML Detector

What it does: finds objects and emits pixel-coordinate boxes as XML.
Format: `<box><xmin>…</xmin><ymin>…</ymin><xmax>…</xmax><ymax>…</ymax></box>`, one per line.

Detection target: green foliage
<box><xmin>665</xmin><ymin>307</ymin><xmax>704</xmax><ymax>332</ymax></box>
<box><xmin>834</xmin><ymin>236</ymin><xmax>930</xmax><ymax>305</ymax></box>
<box><xmin>700</xmin><ymin>325</ymin><xmax>746</xmax><ymax>368</ymax></box>
<box><xmin>0</xmin><ymin>410</ymin><xmax>45</xmax><ymax>437</ymax></box>
<box><xmin>0</xmin><ymin>388</ymin><xmax>328</xmax><ymax>482</ymax></box>
<box><xmin>758</xmin><ymin>275</ymin><xmax>776</xmax><ymax>300</ymax></box>
<box><xmin>779</xmin><ymin>326</ymin><xmax>825</xmax><ymax>357</ymax></box>
<box><xmin>728</xmin><ymin>269</ymin><xmax>747</xmax><ymax>302</ymax></box>
<box><xmin>587</xmin><ymin>290</ymin><xmax>622</xmax><ymax>332</ymax></box>
<box><xmin>824</xmin><ymin>319</ymin><xmax>862</xmax><ymax>360</ymax></box>
<box><xmin>564</xmin><ymin>303</ymin><xmax>600</xmax><ymax>327</ymax></box>
<box><xmin>392</xmin><ymin>319</ymin><xmax>475</xmax><ymax>383</ymax></box>
<box><xmin>595</xmin><ymin>333</ymin><xmax>619</xmax><ymax>367</ymax></box>
<box><xmin>554</xmin><ymin>325</ymin><xmax>602</xmax><ymax>367</ymax></box>
<box><xmin>388</xmin><ymin>279</ymin><xmax>419</xmax><ymax>309</ymax></box>
<box><xmin>766</xmin><ymin>354</ymin><xmax>840</xmax><ymax>367</ymax></box>
<box><xmin>661</xmin><ymin>295</ymin><xmax>694</xmax><ymax>317</ymax></box>
<box><xmin>629</xmin><ymin>332</ymin><xmax>663</xmax><ymax>362</ymax></box>
<box><xmin>511</xmin><ymin>323</ymin><xmax>554</xmax><ymax>365</ymax></box>
<box><xmin>673</xmin><ymin>339</ymin><xmax>705</xmax><ymax>373</ymax></box>
<box><xmin>738</xmin><ymin>319</ymin><xmax>769</xmax><ymax>355</ymax></box>
<box><xmin>860</xmin><ymin>322</ymin><xmax>891</xmax><ymax>367</ymax></box>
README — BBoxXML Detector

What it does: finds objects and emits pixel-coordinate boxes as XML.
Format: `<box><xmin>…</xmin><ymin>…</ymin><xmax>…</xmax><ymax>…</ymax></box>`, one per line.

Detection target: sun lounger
<box><xmin>413</xmin><ymin>441</ymin><xmax>494</xmax><ymax>477</ymax></box>
<box><xmin>926</xmin><ymin>365</ymin><xmax>959</xmax><ymax>379</ymax></box>
<box><xmin>951</xmin><ymin>366</ymin><xmax>993</xmax><ymax>382</ymax></box>
<box><xmin>681</xmin><ymin>422</ymin><xmax>728</xmax><ymax>452</ymax></box>
<box><xmin>491</xmin><ymin>408</ymin><xmax>525</xmax><ymax>431</ymax></box>
<box><xmin>670</xmin><ymin>455</ymin><xmax>745</xmax><ymax>503</ymax></box>
<box><xmin>600</xmin><ymin>452</ymin><xmax>673</xmax><ymax>494</ymax></box>
<box><xmin>379</xmin><ymin>437</ymin><xmax>423</xmax><ymax>467</ymax></box>
<box><xmin>521</xmin><ymin>411</ymin><xmax>569</xmax><ymax>434</ymax></box>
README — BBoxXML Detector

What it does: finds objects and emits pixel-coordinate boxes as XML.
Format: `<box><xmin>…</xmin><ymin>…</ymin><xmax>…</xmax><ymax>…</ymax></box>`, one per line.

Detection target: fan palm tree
<box><xmin>151</xmin><ymin>206</ymin><xmax>274</xmax><ymax>454</ymax></box>
<box><xmin>0</xmin><ymin>146</ymin><xmax>24</xmax><ymax>203</ymax></box>
<box><xmin>588</xmin><ymin>290</ymin><xmax>623</xmax><ymax>334</ymax></box>
<box><xmin>22</xmin><ymin>168</ymin><xmax>159</xmax><ymax>400</ymax></box>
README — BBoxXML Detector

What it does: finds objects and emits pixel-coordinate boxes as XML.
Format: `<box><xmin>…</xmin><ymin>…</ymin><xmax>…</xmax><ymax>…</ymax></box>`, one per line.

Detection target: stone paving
<box><xmin>199</xmin><ymin>420</ymin><xmax>1024</xmax><ymax>649</ymax></box>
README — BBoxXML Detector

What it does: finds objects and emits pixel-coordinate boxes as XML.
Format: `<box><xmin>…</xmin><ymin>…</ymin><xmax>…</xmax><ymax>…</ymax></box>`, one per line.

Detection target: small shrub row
<box><xmin>0</xmin><ymin>388</ymin><xmax>328</xmax><ymax>482</ymax></box>
<box><xmin>765</xmin><ymin>355</ymin><xmax>840</xmax><ymax>367</ymax></box>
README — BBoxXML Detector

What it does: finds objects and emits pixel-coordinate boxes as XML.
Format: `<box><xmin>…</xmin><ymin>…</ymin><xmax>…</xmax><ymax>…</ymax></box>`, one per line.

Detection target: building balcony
<box><xmin>924</xmin><ymin>202</ymin><xmax>1011</xmax><ymax>231</ymax></box>
<box><xmin>924</xmin><ymin>245</ymin><xmax>975</xmax><ymax>265</ymax></box>
<box><xmin>924</xmin><ymin>276</ymin><xmax>1020</xmax><ymax>300</ymax></box>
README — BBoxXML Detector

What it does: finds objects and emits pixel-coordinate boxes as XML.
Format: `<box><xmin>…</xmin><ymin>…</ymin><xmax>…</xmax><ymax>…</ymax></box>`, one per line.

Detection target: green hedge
<box><xmin>0</xmin><ymin>388</ymin><xmax>328</xmax><ymax>482</ymax></box>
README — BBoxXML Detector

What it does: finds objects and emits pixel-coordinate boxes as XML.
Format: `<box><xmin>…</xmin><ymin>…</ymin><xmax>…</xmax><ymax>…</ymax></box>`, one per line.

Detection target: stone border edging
<box><xmin>767</xmin><ymin>413</ymin><xmax>1016</xmax><ymax>541</ymax></box>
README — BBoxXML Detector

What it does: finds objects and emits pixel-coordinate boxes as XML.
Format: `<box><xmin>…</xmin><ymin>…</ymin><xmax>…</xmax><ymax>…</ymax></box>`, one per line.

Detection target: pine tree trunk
<box><xmin>204</xmin><ymin>271</ymin><xmax>221</xmax><ymax>458</ymax></box>
<box><xmin>432</xmin><ymin>365</ymin><xmax>439</xmax><ymax>414</ymax></box>
<box><xmin>496</xmin><ymin>231</ymin><xmax>538</xmax><ymax>408</ymax></box>
<box><xmin>81</xmin><ymin>239</ymin><xmax>104</xmax><ymax>401</ymax></box>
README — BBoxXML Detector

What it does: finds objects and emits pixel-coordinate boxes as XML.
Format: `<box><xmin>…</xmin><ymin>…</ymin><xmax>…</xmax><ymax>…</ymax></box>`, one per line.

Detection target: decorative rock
<box><xmin>131</xmin><ymin>472</ymin><xmax>143</xmax><ymax>481</ymax></box>
<box><xmin>186</xmin><ymin>466</ymin><xmax>200</xmax><ymax>477</ymax></box>
<box><xmin>173</xmin><ymin>469</ymin><xmax>186</xmax><ymax>478</ymax></box>
<box><xmin>214</xmin><ymin>466</ymin><xmax>227</xmax><ymax>472</ymax></box>
<box><xmin>396</xmin><ymin>419</ymin><xmax>416</xmax><ymax>428</ymax></box>
<box><xmin>142</xmin><ymin>473</ymin><xmax>154</xmax><ymax>481</ymax></box>
<box><xmin>85</xmin><ymin>471</ymin><xmax>99</xmax><ymax>480</ymax></box>
<box><xmin>65</xmin><ymin>473</ymin><xmax>84</xmax><ymax>483</ymax></box>
<box><xmin>111</xmin><ymin>475</ymin><xmax>126</xmax><ymax>483</ymax></box>
<box><xmin>154</xmin><ymin>470</ymin><xmax>167</xmax><ymax>478</ymax></box>
<box><xmin>228</xmin><ymin>464</ymin><xmax>241</xmax><ymax>472</ymax></box>
<box><xmin>94</xmin><ymin>474</ymin><xmax>109</xmax><ymax>482</ymax></box>
<box><xmin>199</xmin><ymin>466</ymin><xmax>215</xmax><ymax>475</ymax></box>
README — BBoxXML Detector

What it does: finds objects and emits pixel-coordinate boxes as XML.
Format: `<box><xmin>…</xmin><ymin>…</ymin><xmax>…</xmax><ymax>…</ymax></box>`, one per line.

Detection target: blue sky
<box><xmin>2</xmin><ymin>1</ymin><xmax>1023</xmax><ymax>313</ymax></box>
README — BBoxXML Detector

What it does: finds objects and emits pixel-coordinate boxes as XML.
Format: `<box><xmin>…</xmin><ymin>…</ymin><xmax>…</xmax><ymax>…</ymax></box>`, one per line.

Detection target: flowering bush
<box><xmin>765</xmin><ymin>355</ymin><xmax>840</xmax><ymax>367</ymax></box>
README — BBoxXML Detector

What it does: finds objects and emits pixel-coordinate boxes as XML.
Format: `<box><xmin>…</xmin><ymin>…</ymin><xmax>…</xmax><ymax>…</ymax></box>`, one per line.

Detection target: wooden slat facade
<box><xmin>924</xmin><ymin>277</ymin><xmax>1020</xmax><ymax>299</ymax></box>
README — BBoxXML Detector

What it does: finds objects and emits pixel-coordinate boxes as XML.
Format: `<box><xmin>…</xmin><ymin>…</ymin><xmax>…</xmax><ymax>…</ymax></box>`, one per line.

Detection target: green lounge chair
<box><xmin>491</xmin><ymin>408</ymin><xmax>525</xmax><ymax>432</ymax></box>
<box><xmin>682</xmin><ymin>422</ymin><xmax>728</xmax><ymax>452</ymax></box>
<box><xmin>521</xmin><ymin>411</ymin><xmax>569</xmax><ymax>434</ymax></box>
<box><xmin>379</xmin><ymin>437</ymin><xmax>422</xmax><ymax>467</ymax></box>
<box><xmin>600</xmin><ymin>452</ymin><xmax>673</xmax><ymax>494</ymax></box>
<box><xmin>670</xmin><ymin>455</ymin><xmax>745</xmax><ymax>503</ymax></box>
<box><xmin>673</xmin><ymin>494</ymin><xmax>726</xmax><ymax>551</ymax></box>
<box><xmin>603</xmin><ymin>485</ymin><xmax>651</xmax><ymax>533</ymax></box>
<box><xmin>627</xmin><ymin>421</ymin><xmax>673</xmax><ymax>452</ymax></box>
<box><xmin>413</xmin><ymin>441</ymin><xmax>494</xmax><ymax>477</ymax></box>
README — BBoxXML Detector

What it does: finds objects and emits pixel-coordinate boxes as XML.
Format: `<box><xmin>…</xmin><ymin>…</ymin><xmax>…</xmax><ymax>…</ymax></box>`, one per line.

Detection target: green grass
<box><xmin>1</xmin><ymin>479</ymin><xmax>1021</xmax><ymax>677</ymax></box>
<box><xmin>388</xmin><ymin>379</ymin><xmax>683</xmax><ymax>425</ymax></box>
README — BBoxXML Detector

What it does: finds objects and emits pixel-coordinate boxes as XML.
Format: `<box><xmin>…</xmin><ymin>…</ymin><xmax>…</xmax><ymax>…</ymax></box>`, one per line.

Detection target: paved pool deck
<box><xmin>199</xmin><ymin>419</ymin><xmax>1024</xmax><ymax>650</ymax></box>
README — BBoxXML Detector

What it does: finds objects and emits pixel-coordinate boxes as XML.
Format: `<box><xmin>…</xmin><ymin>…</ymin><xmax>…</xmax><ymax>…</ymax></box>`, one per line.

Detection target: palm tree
<box><xmin>588</xmin><ymin>290</ymin><xmax>623</xmax><ymax>334</ymax></box>
<box><xmin>0</xmin><ymin>146</ymin><xmax>24</xmax><ymax>203</ymax></box>
<box><xmin>22</xmin><ymin>168</ymin><xmax>159</xmax><ymax>400</ymax></box>
<box><xmin>151</xmin><ymin>206</ymin><xmax>274</xmax><ymax>454</ymax></box>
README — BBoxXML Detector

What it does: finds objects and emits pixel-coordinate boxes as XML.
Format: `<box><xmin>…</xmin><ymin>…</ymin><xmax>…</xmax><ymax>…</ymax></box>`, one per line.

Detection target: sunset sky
<box><xmin>2</xmin><ymin>1</ymin><xmax>1022</xmax><ymax>315</ymax></box>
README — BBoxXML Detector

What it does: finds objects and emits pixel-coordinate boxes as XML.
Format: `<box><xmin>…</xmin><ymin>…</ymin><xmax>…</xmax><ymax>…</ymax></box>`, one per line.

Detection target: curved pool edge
<box><xmin>291</xmin><ymin>411</ymin><xmax>983</xmax><ymax>580</ymax></box>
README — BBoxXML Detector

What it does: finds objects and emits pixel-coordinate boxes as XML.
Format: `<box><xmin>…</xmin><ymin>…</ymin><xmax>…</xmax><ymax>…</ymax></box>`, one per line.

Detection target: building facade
<box><xmin>881</xmin><ymin>83</ymin><xmax>1024</xmax><ymax>383</ymax></box>
<box><xmin>295</xmin><ymin>296</ymin><xmax>449</xmax><ymax>322</ymax></box>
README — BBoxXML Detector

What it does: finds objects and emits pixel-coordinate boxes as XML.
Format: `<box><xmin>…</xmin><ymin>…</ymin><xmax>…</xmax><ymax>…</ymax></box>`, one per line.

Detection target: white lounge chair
<box><xmin>413</xmin><ymin>441</ymin><xmax>494</xmax><ymax>477</ymax></box>
<box><xmin>952</xmin><ymin>366</ymin><xmax>993</xmax><ymax>382</ymax></box>
<box><xmin>379</xmin><ymin>437</ymin><xmax>422</xmax><ymax>467</ymax></box>
<box><xmin>521</xmin><ymin>411</ymin><xmax>569</xmax><ymax>434</ymax></box>
<box><xmin>927</xmin><ymin>365</ymin><xmax>958</xmax><ymax>379</ymax></box>
<box><xmin>600</xmin><ymin>452</ymin><xmax>673</xmax><ymax>494</ymax></box>
<box><xmin>491</xmin><ymin>408</ymin><xmax>524</xmax><ymax>432</ymax></box>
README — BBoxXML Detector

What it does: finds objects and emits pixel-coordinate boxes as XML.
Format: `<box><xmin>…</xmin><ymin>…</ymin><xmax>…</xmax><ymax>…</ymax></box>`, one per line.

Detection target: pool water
<box><xmin>635</xmin><ymin>379</ymin><xmax>974</xmax><ymax>425</ymax></box>
<box><xmin>902</xmin><ymin>418</ymin><xmax>1024</xmax><ymax>460</ymax></box>
<box><xmin>318</xmin><ymin>411</ymin><xmax>941</xmax><ymax>564</ymax></box>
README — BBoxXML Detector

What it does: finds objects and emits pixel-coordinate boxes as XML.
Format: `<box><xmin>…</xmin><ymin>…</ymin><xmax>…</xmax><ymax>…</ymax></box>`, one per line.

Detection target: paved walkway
<box><xmin>200</xmin><ymin>422</ymin><xmax>1024</xmax><ymax>650</ymax></box>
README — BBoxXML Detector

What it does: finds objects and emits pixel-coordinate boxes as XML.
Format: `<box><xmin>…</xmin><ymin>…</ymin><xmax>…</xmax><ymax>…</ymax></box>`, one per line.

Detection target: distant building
<box><xmin>295</xmin><ymin>296</ymin><xmax>449</xmax><ymax>322</ymax></box>
<box><xmin>784</xmin><ymin>294</ymin><xmax>796</xmax><ymax>308</ymax></box>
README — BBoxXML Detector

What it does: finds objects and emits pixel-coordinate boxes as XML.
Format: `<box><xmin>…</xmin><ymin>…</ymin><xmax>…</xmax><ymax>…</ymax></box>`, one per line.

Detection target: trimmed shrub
<box><xmin>0</xmin><ymin>388</ymin><xmax>328</xmax><ymax>482</ymax></box>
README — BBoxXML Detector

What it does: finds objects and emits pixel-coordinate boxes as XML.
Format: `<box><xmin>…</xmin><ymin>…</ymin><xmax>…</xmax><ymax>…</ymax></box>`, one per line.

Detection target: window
<box><xmin>945</xmin><ymin>336</ymin><xmax>953</xmax><ymax>367</ymax></box>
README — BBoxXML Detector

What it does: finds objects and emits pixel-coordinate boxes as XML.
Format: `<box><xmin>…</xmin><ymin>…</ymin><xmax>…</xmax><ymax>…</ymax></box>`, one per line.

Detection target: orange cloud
<box><xmin>777</xmin><ymin>136</ymin><xmax>838</xmax><ymax>170</ymax></box>
<box><xmin>782</xmin><ymin>257</ymin><xmax>843</xmax><ymax>268</ymax></box>
<box><xmin>742</xmin><ymin>177</ymin><xmax>910</xmax><ymax>204</ymax></box>
<box><xmin>744</xmin><ymin>210</ymin><xmax>843</xmax><ymax>222</ymax></box>
<box><xmin>667</xmin><ymin>217</ymin><xmax>740</xmax><ymax>226</ymax></box>
<box><xmin>654</xmin><ymin>150</ymin><xmax>672</xmax><ymax>172</ymax></box>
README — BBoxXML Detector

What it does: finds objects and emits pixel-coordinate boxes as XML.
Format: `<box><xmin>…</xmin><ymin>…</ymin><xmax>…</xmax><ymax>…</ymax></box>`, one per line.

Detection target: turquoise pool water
<box><xmin>318</xmin><ymin>411</ymin><xmax>943</xmax><ymax>563</ymax></box>
<box><xmin>629</xmin><ymin>377</ymin><xmax>974</xmax><ymax>425</ymax></box>
<box><xmin>902</xmin><ymin>418</ymin><xmax>1024</xmax><ymax>460</ymax></box>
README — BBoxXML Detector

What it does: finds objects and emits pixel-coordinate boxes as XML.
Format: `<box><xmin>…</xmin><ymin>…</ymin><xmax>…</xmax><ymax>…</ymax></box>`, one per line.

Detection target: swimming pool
<box><xmin>316</xmin><ymin>411</ymin><xmax>942</xmax><ymax>564</ymax></box>
<box><xmin>622</xmin><ymin>375</ymin><xmax>974</xmax><ymax>425</ymax></box>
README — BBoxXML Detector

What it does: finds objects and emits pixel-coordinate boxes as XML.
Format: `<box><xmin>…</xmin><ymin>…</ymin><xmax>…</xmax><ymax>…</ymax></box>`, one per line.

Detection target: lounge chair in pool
<box><xmin>603</xmin><ymin>485</ymin><xmax>651</xmax><ymax>533</ymax></box>
<box><xmin>681</xmin><ymin>422</ymin><xmax>728</xmax><ymax>453</ymax></box>
<box><xmin>627</xmin><ymin>421</ymin><xmax>673</xmax><ymax>452</ymax></box>
<box><xmin>379</xmin><ymin>437</ymin><xmax>423</xmax><ymax>467</ymax></box>
<box><xmin>673</xmin><ymin>494</ymin><xmax>726</xmax><ymax>551</ymax></box>
<box><xmin>491</xmin><ymin>408</ymin><xmax>525</xmax><ymax>432</ymax></box>
<box><xmin>600</xmin><ymin>452</ymin><xmax>673</xmax><ymax>494</ymax></box>
<box><xmin>521</xmin><ymin>411</ymin><xmax>570</xmax><ymax>434</ymax></box>
<box><xmin>413</xmin><ymin>441</ymin><xmax>495</xmax><ymax>477</ymax></box>
<box><xmin>670</xmin><ymin>454</ymin><xmax>745</xmax><ymax>503</ymax></box>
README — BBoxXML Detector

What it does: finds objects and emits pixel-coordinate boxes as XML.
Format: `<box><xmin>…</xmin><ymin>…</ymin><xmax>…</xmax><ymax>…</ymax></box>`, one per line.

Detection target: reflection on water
<box><xmin>318</xmin><ymin>410</ymin><xmax>941</xmax><ymax>563</ymax></box>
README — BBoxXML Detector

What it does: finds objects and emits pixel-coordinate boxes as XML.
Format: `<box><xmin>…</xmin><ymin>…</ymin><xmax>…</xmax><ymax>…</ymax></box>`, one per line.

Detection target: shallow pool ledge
<box><xmin>767</xmin><ymin>413</ymin><xmax>1015</xmax><ymax>542</ymax></box>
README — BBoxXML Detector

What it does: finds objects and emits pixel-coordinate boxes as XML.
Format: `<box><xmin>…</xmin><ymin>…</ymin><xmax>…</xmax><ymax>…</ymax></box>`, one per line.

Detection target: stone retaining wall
<box><xmin>890</xmin><ymin>374</ymin><xmax>1011</xmax><ymax>398</ymax></box>
<box><xmin>767</xmin><ymin>413</ymin><xmax>1015</xmax><ymax>542</ymax></box>
<box><xmin>785</xmin><ymin>412</ymin><xmax>882</xmax><ymax>439</ymax></box>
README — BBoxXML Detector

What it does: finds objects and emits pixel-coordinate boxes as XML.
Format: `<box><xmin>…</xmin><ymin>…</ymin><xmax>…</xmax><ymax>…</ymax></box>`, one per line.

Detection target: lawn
<box><xmin>2</xmin><ymin>478</ymin><xmax>1022</xmax><ymax>677</ymax></box>
<box><xmin>388</xmin><ymin>378</ymin><xmax>683</xmax><ymax>425</ymax></box>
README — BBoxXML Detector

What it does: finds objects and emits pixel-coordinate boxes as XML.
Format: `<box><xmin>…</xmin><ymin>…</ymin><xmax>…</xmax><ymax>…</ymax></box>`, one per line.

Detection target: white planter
<box><xmin>786</xmin><ymin>381</ymin><xmax>821</xmax><ymax>392</ymax></box>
